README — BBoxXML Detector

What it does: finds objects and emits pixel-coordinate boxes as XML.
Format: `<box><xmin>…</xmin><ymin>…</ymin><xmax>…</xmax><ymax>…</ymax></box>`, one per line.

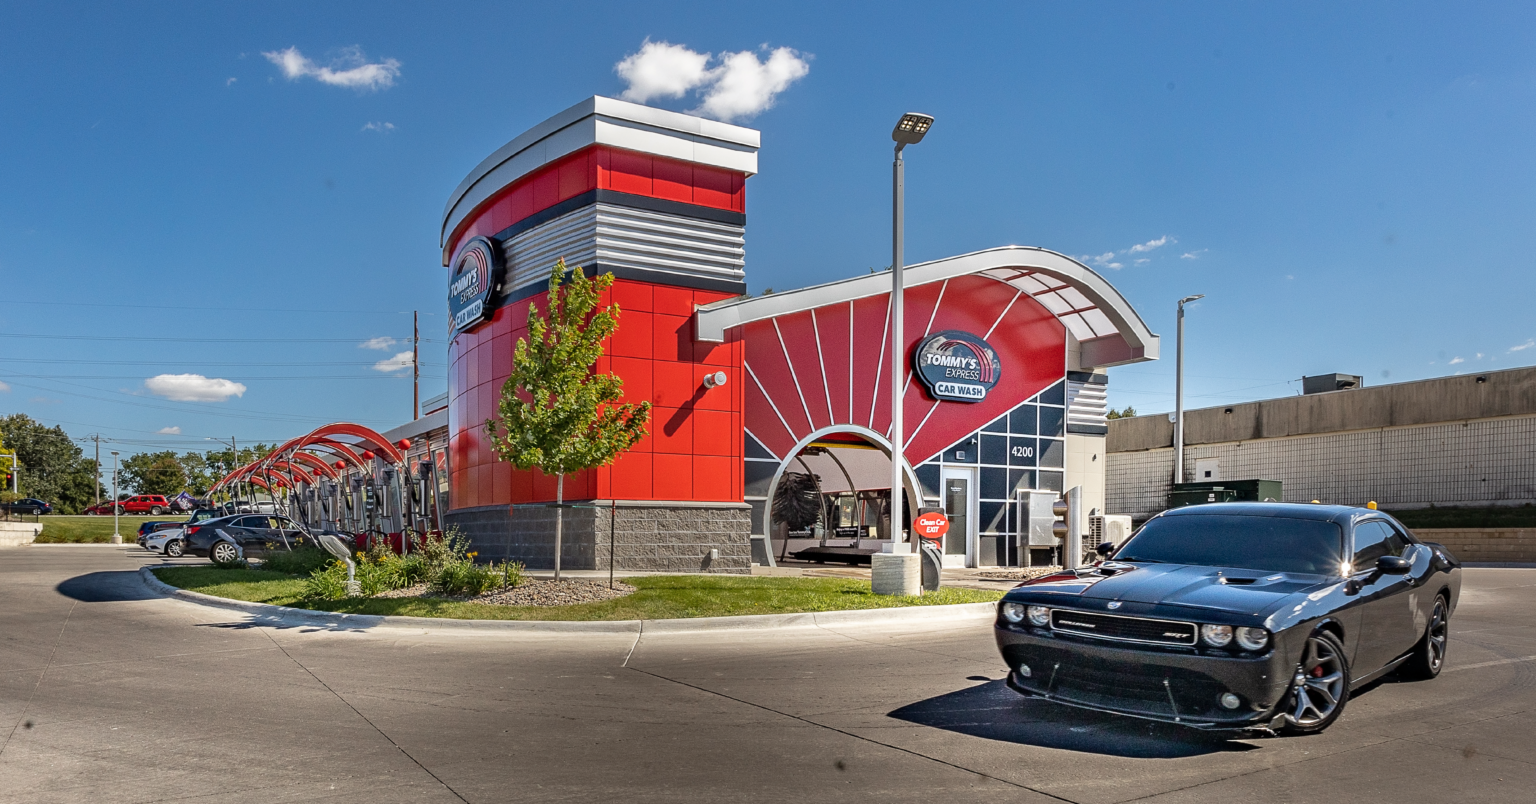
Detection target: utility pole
<box><xmin>111</xmin><ymin>451</ymin><xmax>121</xmax><ymax>544</ymax></box>
<box><xmin>91</xmin><ymin>434</ymin><xmax>102</xmax><ymax>506</ymax></box>
<box><xmin>413</xmin><ymin>310</ymin><xmax>420</xmax><ymax>421</ymax></box>
<box><xmin>1174</xmin><ymin>294</ymin><xmax>1205</xmax><ymax>487</ymax></box>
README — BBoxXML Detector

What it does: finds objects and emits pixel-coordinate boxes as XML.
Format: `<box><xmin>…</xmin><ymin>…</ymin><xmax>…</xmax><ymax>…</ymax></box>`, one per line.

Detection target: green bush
<box><xmin>299</xmin><ymin>528</ymin><xmax>524</xmax><ymax>600</ymax></box>
<box><xmin>303</xmin><ymin>562</ymin><xmax>350</xmax><ymax>600</ymax></box>
<box><xmin>431</xmin><ymin>559</ymin><xmax>505</xmax><ymax>596</ymax></box>
<box><xmin>261</xmin><ymin>546</ymin><xmax>333</xmax><ymax>576</ymax></box>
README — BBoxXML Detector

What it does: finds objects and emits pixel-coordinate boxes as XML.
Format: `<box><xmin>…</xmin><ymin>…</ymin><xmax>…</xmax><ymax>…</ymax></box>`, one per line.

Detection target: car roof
<box><xmin>1157</xmin><ymin>502</ymin><xmax>1369</xmax><ymax>527</ymax></box>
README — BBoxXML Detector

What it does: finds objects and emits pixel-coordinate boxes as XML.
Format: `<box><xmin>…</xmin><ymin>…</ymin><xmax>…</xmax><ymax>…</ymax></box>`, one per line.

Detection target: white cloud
<box><xmin>361</xmin><ymin>121</ymin><xmax>395</xmax><ymax>132</ymax></box>
<box><xmin>145</xmin><ymin>374</ymin><xmax>247</xmax><ymax>402</ymax></box>
<box><xmin>1129</xmin><ymin>235</ymin><xmax>1173</xmax><ymax>254</ymax></box>
<box><xmin>0</xmin><ymin>380</ymin><xmax>8</xmax><ymax>392</ymax></box>
<box><xmin>1449</xmin><ymin>356</ymin><xmax>1465</xmax><ymax>364</ymax></box>
<box><xmin>1134</xmin><ymin>258</ymin><xmax>1150</xmax><ymax>266</ymax></box>
<box><xmin>226</xmin><ymin>77</ymin><xmax>237</xmax><ymax>86</ymax></box>
<box><xmin>1477</xmin><ymin>352</ymin><xmax>1485</xmax><ymax>360</ymax></box>
<box><xmin>615</xmin><ymin>40</ymin><xmax>810</xmax><ymax>122</ymax></box>
<box><xmin>157</xmin><ymin>426</ymin><xmax>182</xmax><ymax>435</ymax></box>
<box><xmin>617</xmin><ymin>40</ymin><xmax>713</xmax><ymax>103</ymax></box>
<box><xmin>360</xmin><ymin>336</ymin><xmax>397</xmax><ymax>351</ymax></box>
<box><xmin>373</xmin><ymin>351</ymin><xmax>415</xmax><ymax>372</ymax></box>
<box><xmin>1181</xmin><ymin>249</ymin><xmax>1207</xmax><ymax>260</ymax></box>
<box><xmin>1510</xmin><ymin>339</ymin><xmax>1535</xmax><ymax>352</ymax></box>
<box><xmin>263</xmin><ymin>46</ymin><xmax>400</xmax><ymax>91</ymax></box>
<box><xmin>696</xmin><ymin>47</ymin><xmax>811</xmax><ymax>121</ymax></box>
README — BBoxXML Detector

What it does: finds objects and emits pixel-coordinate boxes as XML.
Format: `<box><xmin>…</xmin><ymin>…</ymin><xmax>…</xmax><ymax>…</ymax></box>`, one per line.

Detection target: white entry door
<box><xmin>940</xmin><ymin>466</ymin><xmax>978</xmax><ymax>568</ymax></box>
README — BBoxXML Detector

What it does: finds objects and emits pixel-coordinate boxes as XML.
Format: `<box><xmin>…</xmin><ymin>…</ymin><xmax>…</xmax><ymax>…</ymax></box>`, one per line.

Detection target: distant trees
<box><xmin>121</xmin><ymin>451</ymin><xmax>188</xmax><ymax>497</ymax></box>
<box><xmin>1106</xmin><ymin>406</ymin><xmax>1138</xmax><ymax>420</ymax></box>
<box><xmin>0</xmin><ymin>414</ymin><xmax>104</xmax><ymax>513</ymax></box>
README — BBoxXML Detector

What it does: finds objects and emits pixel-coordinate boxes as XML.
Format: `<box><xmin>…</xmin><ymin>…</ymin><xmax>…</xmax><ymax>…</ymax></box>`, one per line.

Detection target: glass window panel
<box><xmin>983</xmin><ymin>415</ymin><xmax>1008</xmax><ymax>434</ymax></box>
<box><xmin>980</xmin><ymin>434</ymin><xmax>1009</xmax><ymax>465</ymax></box>
<box><xmin>945</xmin><ymin>438</ymin><xmax>979</xmax><ymax>464</ymax></box>
<box><xmin>1036</xmin><ymin>292</ymin><xmax>1073</xmax><ymax>314</ymax></box>
<box><xmin>1039</xmin><ymin>439</ymin><xmax>1065</xmax><ymax>468</ymax></box>
<box><xmin>1008</xmin><ymin>468</ymin><xmax>1036</xmax><ymax>496</ymax></box>
<box><xmin>915</xmin><ymin>463</ymin><xmax>941</xmax><ymax>498</ymax></box>
<box><xmin>1039</xmin><ymin>406</ymin><xmax>1065</xmax><ymax>438</ymax></box>
<box><xmin>1009</xmin><ymin>404</ymin><xmax>1038</xmax><ymax>435</ymax></box>
<box><xmin>980</xmin><ymin>501</ymin><xmax>1007</xmax><ymax>534</ymax></box>
<box><xmin>1039</xmin><ymin>381</ymin><xmax>1066</xmax><ymax>406</ymax></box>
<box><xmin>1038</xmin><ymin>470</ymin><xmax>1065</xmax><ymax>492</ymax></box>
<box><xmin>1058</xmin><ymin>286</ymin><xmax>1092</xmax><ymax>308</ymax></box>
<box><xmin>980</xmin><ymin>466</ymin><xmax>1009</xmax><ymax>500</ymax></box>
<box><xmin>744</xmin><ymin>460</ymin><xmax>778</xmax><ymax>497</ymax></box>
<box><xmin>1008</xmin><ymin>436</ymin><xmax>1037</xmax><ymax>467</ymax></box>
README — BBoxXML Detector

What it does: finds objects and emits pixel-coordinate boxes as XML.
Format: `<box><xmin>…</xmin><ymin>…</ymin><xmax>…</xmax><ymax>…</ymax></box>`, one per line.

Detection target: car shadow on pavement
<box><xmin>56</xmin><ymin>571</ymin><xmax>165</xmax><ymax>603</ymax></box>
<box><xmin>888</xmin><ymin>680</ymin><xmax>1262</xmax><ymax>758</ymax></box>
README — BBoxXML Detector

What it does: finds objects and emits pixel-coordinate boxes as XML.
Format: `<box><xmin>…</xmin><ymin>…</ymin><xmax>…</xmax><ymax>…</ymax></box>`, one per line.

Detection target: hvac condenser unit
<box><xmin>1087</xmin><ymin>515</ymin><xmax>1133</xmax><ymax>553</ymax></box>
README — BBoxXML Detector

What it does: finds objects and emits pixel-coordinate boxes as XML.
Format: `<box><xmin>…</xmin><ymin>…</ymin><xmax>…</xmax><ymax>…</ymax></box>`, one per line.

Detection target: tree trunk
<box><xmin>554</xmin><ymin>473</ymin><xmax>563</xmax><ymax>582</ymax></box>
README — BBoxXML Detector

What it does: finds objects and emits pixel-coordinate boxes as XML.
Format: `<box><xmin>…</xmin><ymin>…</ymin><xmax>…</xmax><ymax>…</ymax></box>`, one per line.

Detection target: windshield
<box><xmin>1114</xmin><ymin>514</ymin><xmax>1344</xmax><ymax>575</ymax></box>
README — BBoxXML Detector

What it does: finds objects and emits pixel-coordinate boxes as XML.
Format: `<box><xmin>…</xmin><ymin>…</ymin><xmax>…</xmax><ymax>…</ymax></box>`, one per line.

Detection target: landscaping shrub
<box><xmin>431</xmin><ymin>558</ymin><xmax>506</xmax><ymax>596</ymax></box>
<box><xmin>299</xmin><ymin>527</ymin><xmax>524</xmax><ymax>600</ymax></box>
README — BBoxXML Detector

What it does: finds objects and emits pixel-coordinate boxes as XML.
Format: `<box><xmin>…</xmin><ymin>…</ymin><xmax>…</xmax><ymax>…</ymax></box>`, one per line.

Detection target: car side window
<box><xmin>235</xmin><ymin>516</ymin><xmax>263</xmax><ymax>528</ymax></box>
<box><xmin>1352</xmin><ymin>521</ymin><xmax>1392</xmax><ymax>570</ymax></box>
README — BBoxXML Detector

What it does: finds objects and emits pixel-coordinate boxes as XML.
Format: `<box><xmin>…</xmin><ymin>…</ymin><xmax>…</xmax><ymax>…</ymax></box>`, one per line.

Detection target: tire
<box><xmin>1401</xmin><ymin>595</ymin><xmax>1450</xmax><ymax>680</ymax></box>
<box><xmin>210</xmin><ymin>541</ymin><xmax>240</xmax><ymax>564</ymax></box>
<box><xmin>165</xmin><ymin>540</ymin><xmax>184</xmax><ymax>558</ymax></box>
<box><xmin>1280</xmin><ymin>630</ymin><xmax>1351</xmax><ymax>735</ymax></box>
<box><xmin>150</xmin><ymin>506</ymin><xmax>163</xmax><ymax>515</ymax></box>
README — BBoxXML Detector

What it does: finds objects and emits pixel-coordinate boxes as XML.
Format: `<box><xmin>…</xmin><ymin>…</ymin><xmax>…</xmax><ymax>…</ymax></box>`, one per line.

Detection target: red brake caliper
<box><xmin>1311</xmin><ymin>665</ymin><xmax>1325</xmax><ymax>677</ymax></box>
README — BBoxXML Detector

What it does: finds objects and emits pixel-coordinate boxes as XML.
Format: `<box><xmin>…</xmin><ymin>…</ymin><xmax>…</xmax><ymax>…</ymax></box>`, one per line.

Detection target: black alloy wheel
<box><xmin>1281</xmin><ymin>630</ymin><xmax>1350</xmax><ymax>735</ymax></box>
<box><xmin>165</xmin><ymin>539</ymin><xmax>184</xmax><ymax>558</ymax></box>
<box><xmin>210</xmin><ymin>541</ymin><xmax>240</xmax><ymax>564</ymax></box>
<box><xmin>1403</xmin><ymin>595</ymin><xmax>1450</xmax><ymax>680</ymax></box>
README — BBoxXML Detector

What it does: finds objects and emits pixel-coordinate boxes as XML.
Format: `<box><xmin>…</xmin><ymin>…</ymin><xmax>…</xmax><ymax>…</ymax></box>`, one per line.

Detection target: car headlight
<box><xmin>1001</xmin><ymin>602</ymin><xmax>1026</xmax><ymax>623</ymax></box>
<box><xmin>1027</xmin><ymin>605</ymin><xmax>1052</xmax><ymax>627</ymax></box>
<box><xmin>1235</xmin><ymin>626</ymin><xmax>1270</xmax><ymax>651</ymax></box>
<box><xmin>1200</xmin><ymin>624</ymin><xmax>1234</xmax><ymax>647</ymax></box>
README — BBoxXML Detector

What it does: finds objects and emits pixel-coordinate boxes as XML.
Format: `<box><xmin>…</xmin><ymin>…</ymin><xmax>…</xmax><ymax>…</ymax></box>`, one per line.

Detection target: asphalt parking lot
<box><xmin>2</xmin><ymin>546</ymin><xmax>1533</xmax><ymax>803</ymax></box>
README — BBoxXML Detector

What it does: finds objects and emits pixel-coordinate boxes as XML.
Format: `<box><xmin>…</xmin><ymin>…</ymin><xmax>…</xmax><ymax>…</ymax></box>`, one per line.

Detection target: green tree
<box><xmin>121</xmin><ymin>450</ymin><xmax>188</xmax><ymax>496</ymax></box>
<box><xmin>0</xmin><ymin>414</ymin><xmax>105</xmax><ymax>513</ymax></box>
<box><xmin>485</xmin><ymin>259</ymin><xmax>651</xmax><ymax>579</ymax></box>
<box><xmin>1106</xmin><ymin>406</ymin><xmax>1138</xmax><ymax>420</ymax></box>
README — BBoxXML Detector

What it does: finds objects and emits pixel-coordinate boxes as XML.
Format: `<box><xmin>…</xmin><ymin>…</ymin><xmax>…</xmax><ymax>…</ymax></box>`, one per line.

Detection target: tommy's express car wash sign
<box><xmin>449</xmin><ymin>236</ymin><xmax>504</xmax><ymax>334</ymax></box>
<box><xmin>915</xmin><ymin>330</ymin><xmax>1002</xmax><ymax>403</ymax></box>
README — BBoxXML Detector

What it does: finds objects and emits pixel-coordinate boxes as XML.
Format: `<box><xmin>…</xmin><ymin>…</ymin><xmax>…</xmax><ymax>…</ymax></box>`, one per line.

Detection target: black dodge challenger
<box><xmin>994</xmin><ymin>503</ymin><xmax>1460</xmax><ymax>734</ymax></box>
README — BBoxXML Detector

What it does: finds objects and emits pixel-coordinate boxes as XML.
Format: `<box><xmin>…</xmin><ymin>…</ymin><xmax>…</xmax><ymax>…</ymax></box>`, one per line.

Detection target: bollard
<box><xmin>872</xmin><ymin>543</ymin><xmax>921</xmax><ymax>596</ymax></box>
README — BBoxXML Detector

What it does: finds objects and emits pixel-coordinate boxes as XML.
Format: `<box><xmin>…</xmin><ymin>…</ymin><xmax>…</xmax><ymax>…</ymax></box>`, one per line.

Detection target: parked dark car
<box><xmin>1</xmin><ymin>497</ymin><xmax>52</xmax><ymax>515</ymax></box>
<box><xmin>994</xmin><ymin>503</ymin><xmax>1461</xmax><ymax>735</ymax></box>
<box><xmin>136</xmin><ymin>509</ymin><xmax>227</xmax><ymax>552</ymax></box>
<box><xmin>182</xmin><ymin>514</ymin><xmax>308</xmax><ymax>563</ymax></box>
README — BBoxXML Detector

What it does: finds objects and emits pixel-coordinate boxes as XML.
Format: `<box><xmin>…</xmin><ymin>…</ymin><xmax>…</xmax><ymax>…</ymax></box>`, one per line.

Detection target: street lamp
<box><xmin>110</xmin><ymin>451</ymin><xmax>121</xmax><ymax>545</ymax></box>
<box><xmin>1174</xmin><ymin>294</ymin><xmax>1205</xmax><ymax>487</ymax></box>
<box><xmin>890</xmin><ymin>112</ymin><xmax>933</xmax><ymax>550</ymax></box>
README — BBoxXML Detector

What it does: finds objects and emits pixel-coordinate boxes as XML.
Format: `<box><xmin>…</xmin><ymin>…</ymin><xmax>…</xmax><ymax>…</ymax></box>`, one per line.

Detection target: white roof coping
<box><xmin>441</xmin><ymin>96</ymin><xmax>761</xmax><ymax>255</ymax></box>
<box><xmin>695</xmin><ymin>246</ymin><xmax>1160</xmax><ymax>368</ymax></box>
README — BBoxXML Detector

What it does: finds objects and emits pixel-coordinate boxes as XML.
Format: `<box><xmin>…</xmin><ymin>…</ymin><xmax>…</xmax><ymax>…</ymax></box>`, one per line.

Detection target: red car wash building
<box><xmin>440</xmin><ymin>97</ymin><xmax>1159</xmax><ymax>573</ymax></box>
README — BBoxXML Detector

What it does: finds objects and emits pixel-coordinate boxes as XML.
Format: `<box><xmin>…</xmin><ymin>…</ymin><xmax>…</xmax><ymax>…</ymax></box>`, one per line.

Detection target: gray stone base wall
<box><xmin>445</xmin><ymin>500</ymin><xmax>753</xmax><ymax>573</ymax></box>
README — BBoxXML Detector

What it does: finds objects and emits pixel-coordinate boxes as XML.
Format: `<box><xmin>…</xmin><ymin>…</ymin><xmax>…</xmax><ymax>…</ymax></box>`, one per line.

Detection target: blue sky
<box><xmin>4</xmin><ymin>1</ymin><xmax>1536</xmax><ymax>459</ymax></box>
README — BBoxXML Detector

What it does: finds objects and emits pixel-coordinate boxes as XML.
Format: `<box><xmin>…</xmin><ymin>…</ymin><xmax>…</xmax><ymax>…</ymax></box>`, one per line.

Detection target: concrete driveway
<box><xmin>3</xmin><ymin>545</ymin><xmax>1533</xmax><ymax>803</ymax></box>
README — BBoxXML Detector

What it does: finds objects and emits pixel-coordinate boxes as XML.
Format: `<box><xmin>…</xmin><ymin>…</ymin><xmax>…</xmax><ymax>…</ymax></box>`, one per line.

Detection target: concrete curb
<box><xmin>137</xmin><ymin>566</ymin><xmax>998</xmax><ymax>634</ymax></box>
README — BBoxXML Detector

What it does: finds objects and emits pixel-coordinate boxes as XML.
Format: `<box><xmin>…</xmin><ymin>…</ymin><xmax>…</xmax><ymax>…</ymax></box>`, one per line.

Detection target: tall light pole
<box><xmin>110</xmin><ymin>451</ymin><xmax>121</xmax><ymax>545</ymax></box>
<box><xmin>1174</xmin><ymin>294</ymin><xmax>1204</xmax><ymax>487</ymax></box>
<box><xmin>889</xmin><ymin>112</ymin><xmax>934</xmax><ymax>548</ymax></box>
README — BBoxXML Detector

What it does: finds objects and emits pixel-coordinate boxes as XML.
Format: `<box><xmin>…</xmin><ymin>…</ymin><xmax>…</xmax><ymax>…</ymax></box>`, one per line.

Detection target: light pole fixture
<box><xmin>889</xmin><ymin>112</ymin><xmax>934</xmax><ymax>549</ymax></box>
<box><xmin>1174</xmin><ymin>294</ymin><xmax>1205</xmax><ymax>488</ymax></box>
<box><xmin>110</xmin><ymin>451</ymin><xmax>121</xmax><ymax>545</ymax></box>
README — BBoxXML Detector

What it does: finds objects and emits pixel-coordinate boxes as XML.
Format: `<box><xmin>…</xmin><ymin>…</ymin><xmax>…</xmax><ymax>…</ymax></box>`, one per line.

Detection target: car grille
<box><xmin>1002</xmin><ymin>644</ymin><xmax>1231</xmax><ymax>719</ymax></box>
<box><xmin>1050</xmin><ymin>609</ymin><xmax>1197</xmax><ymax>646</ymax></box>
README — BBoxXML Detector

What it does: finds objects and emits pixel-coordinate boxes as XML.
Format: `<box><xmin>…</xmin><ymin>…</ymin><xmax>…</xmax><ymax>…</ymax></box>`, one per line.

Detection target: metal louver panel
<box><xmin>1067</xmin><ymin>377</ymin><xmax>1109</xmax><ymax>434</ymax></box>
<box><xmin>499</xmin><ymin>203</ymin><xmax>746</xmax><ymax>292</ymax></box>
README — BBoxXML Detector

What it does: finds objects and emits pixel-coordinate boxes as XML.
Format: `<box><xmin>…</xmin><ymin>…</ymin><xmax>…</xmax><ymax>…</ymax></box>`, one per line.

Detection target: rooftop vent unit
<box><xmin>1302</xmin><ymin>373</ymin><xmax>1363</xmax><ymax>395</ymax></box>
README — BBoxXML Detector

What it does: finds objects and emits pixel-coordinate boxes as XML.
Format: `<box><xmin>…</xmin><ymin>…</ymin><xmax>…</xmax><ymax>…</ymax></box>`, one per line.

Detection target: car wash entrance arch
<box><xmin>699</xmin><ymin>246</ymin><xmax>1160</xmax><ymax>569</ymax></box>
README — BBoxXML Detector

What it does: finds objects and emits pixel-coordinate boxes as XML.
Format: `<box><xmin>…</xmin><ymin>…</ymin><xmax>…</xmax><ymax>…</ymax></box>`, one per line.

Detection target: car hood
<box><xmin>1012</xmin><ymin>562</ymin><xmax>1332</xmax><ymax>616</ymax></box>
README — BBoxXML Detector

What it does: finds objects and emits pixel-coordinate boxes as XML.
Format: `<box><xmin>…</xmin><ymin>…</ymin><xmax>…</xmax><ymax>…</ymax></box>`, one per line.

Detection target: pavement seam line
<box><xmin>624</xmin><ymin>665</ymin><xmax>1076</xmax><ymax>803</ymax></box>
<box><xmin>621</xmin><ymin>620</ymin><xmax>644</xmax><ymax>667</ymax></box>
<box><xmin>254</xmin><ymin>626</ymin><xmax>471</xmax><ymax>803</ymax></box>
<box><xmin>0</xmin><ymin>599</ymin><xmax>76</xmax><ymax>759</ymax></box>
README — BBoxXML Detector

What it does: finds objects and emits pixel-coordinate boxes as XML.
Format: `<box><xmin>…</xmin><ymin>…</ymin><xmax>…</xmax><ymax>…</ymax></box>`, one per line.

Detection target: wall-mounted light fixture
<box><xmin>703</xmin><ymin>371</ymin><xmax>728</xmax><ymax>389</ymax></box>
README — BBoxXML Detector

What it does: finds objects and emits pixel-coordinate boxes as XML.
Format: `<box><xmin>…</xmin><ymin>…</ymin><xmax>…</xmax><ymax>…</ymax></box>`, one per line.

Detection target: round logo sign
<box><xmin>914</xmin><ymin>330</ymin><xmax>1002</xmax><ymax>403</ymax></box>
<box><xmin>914</xmin><ymin>511</ymin><xmax>950</xmax><ymax>542</ymax></box>
<box><xmin>448</xmin><ymin>236</ymin><xmax>504</xmax><ymax>334</ymax></box>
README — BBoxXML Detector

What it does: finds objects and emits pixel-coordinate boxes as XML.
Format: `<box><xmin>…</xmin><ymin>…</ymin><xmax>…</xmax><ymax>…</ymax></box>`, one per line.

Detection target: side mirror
<box><xmin>1095</xmin><ymin>541</ymin><xmax>1116</xmax><ymax>557</ymax></box>
<box><xmin>1377</xmin><ymin>555</ymin><xmax>1411</xmax><ymax>575</ymax></box>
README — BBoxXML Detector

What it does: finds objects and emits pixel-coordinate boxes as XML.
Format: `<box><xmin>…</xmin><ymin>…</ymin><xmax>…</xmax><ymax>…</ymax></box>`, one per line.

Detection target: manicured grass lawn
<box><xmin>151</xmin><ymin>567</ymin><xmax>1002</xmax><ymax>621</ymax></box>
<box><xmin>34</xmin><ymin>515</ymin><xmax>165</xmax><ymax>543</ymax></box>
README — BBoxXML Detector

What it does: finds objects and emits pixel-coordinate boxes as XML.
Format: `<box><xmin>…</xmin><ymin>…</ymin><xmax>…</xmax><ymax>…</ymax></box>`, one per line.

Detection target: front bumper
<box><xmin>996</xmin><ymin>622</ymin><xmax>1293</xmax><ymax>729</ymax></box>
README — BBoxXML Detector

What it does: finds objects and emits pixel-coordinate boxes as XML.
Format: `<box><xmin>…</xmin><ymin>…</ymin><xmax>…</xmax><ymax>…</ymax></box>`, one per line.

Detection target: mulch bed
<box><xmin>372</xmin><ymin>578</ymin><xmax>637</xmax><ymax>607</ymax></box>
<box><xmin>974</xmin><ymin>566</ymin><xmax>1063</xmax><ymax>581</ymax></box>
